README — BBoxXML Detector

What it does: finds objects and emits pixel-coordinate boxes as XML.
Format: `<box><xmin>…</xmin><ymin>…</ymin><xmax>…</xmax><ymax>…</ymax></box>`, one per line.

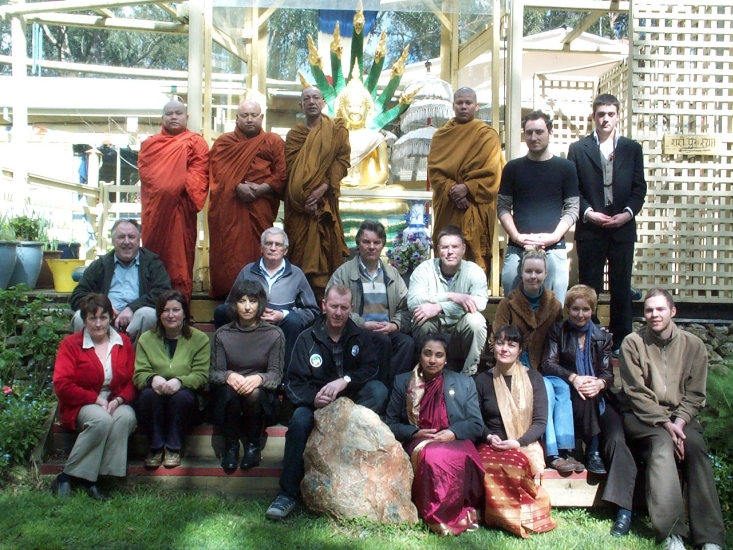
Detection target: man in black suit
<box><xmin>568</xmin><ymin>94</ymin><xmax>647</xmax><ymax>351</ymax></box>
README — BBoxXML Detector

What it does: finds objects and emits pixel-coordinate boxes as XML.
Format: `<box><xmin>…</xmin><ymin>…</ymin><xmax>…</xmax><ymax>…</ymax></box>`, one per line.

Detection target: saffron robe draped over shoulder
<box><xmin>428</xmin><ymin>119</ymin><xmax>504</xmax><ymax>271</ymax></box>
<box><xmin>208</xmin><ymin>127</ymin><xmax>287</xmax><ymax>298</ymax></box>
<box><xmin>138</xmin><ymin>126</ymin><xmax>210</xmax><ymax>300</ymax></box>
<box><xmin>284</xmin><ymin>115</ymin><xmax>350</xmax><ymax>291</ymax></box>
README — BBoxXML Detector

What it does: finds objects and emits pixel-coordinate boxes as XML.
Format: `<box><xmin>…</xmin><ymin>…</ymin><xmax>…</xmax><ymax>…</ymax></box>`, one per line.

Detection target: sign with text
<box><xmin>663</xmin><ymin>134</ymin><xmax>721</xmax><ymax>156</ymax></box>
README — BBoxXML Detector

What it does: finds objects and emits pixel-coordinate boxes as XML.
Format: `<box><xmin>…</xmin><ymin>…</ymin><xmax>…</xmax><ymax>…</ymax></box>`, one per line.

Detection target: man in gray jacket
<box><xmin>327</xmin><ymin>220</ymin><xmax>414</xmax><ymax>389</ymax></box>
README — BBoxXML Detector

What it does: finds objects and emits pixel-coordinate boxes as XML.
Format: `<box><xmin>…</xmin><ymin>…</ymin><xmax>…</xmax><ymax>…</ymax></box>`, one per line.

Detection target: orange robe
<box><xmin>208</xmin><ymin>127</ymin><xmax>287</xmax><ymax>298</ymax></box>
<box><xmin>428</xmin><ymin>119</ymin><xmax>504</xmax><ymax>272</ymax></box>
<box><xmin>138</xmin><ymin>126</ymin><xmax>209</xmax><ymax>300</ymax></box>
<box><xmin>284</xmin><ymin>115</ymin><xmax>350</xmax><ymax>293</ymax></box>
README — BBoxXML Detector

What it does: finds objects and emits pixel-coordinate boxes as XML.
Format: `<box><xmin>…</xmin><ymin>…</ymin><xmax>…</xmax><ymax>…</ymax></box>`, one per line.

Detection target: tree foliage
<box><xmin>266</xmin><ymin>9</ymin><xmax>318</xmax><ymax>81</ymax></box>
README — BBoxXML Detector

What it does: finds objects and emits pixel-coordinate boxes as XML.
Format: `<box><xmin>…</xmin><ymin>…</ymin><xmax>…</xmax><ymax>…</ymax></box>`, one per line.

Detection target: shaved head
<box><xmin>162</xmin><ymin>100</ymin><xmax>189</xmax><ymax>135</ymax></box>
<box><xmin>236</xmin><ymin>100</ymin><xmax>264</xmax><ymax>137</ymax></box>
<box><xmin>452</xmin><ymin>88</ymin><xmax>479</xmax><ymax>124</ymax></box>
<box><xmin>300</xmin><ymin>86</ymin><xmax>325</xmax><ymax>124</ymax></box>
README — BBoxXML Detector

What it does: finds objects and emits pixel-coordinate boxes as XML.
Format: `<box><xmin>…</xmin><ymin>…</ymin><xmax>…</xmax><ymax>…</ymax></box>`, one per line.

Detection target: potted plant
<box><xmin>36</xmin><ymin>241</ymin><xmax>63</xmax><ymax>290</ymax></box>
<box><xmin>0</xmin><ymin>214</ymin><xmax>18</xmax><ymax>290</ymax></box>
<box><xmin>7</xmin><ymin>213</ymin><xmax>46</xmax><ymax>290</ymax></box>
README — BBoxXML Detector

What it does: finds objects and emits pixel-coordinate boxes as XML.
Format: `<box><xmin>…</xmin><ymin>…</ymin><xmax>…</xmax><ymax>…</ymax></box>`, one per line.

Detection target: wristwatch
<box><xmin>343</xmin><ymin>375</ymin><xmax>351</xmax><ymax>385</ymax></box>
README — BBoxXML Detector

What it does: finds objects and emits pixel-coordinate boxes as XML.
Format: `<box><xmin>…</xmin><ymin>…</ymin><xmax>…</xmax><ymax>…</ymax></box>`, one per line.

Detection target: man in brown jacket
<box><xmin>619</xmin><ymin>288</ymin><xmax>724</xmax><ymax>550</ymax></box>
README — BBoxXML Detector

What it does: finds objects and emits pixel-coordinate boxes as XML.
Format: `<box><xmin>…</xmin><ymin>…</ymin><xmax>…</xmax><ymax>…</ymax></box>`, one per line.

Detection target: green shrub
<box><xmin>711</xmin><ymin>453</ymin><xmax>733</xmax><ymax>530</ymax></box>
<box><xmin>0</xmin><ymin>384</ymin><xmax>51</xmax><ymax>475</ymax></box>
<box><xmin>0</xmin><ymin>285</ymin><xmax>68</xmax><ymax>398</ymax></box>
<box><xmin>700</xmin><ymin>364</ymin><xmax>733</xmax><ymax>456</ymax></box>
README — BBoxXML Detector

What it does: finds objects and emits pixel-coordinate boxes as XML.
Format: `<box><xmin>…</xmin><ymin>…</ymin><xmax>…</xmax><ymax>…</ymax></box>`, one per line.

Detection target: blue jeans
<box><xmin>501</xmin><ymin>245</ymin><xmax>570</xmax><ymax>305</ymax></box>
<box><xmin>543</xmin><ymin>375</ymin><xmax>575</xmax><ymax>456</ymax></box>
<box><xmin>279</xmin><ymin>380</ymin><xmax>388</xmax><ymax>498</ymax></box>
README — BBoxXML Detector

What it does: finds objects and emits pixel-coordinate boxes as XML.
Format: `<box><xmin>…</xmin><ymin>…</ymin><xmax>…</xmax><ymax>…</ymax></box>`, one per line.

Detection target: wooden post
<box><xmin>11</xmin><ymin>9</ymin><xmax>28</xmax><ymax>193</ymax></box>
<box><xmin>506</xmin><ymin>0</ymin><xmax>523</xmax><ymax>160</ymax></box>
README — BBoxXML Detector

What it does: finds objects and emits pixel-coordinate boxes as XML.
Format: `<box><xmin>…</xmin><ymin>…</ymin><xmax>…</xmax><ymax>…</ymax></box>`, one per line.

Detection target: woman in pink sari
<box><xmin>386</xmin><ymin>332</ymin><xmax>485</xmax><ymax>536</ymax></box>
<box><xmin>475</xmin><ymin>324</ymin><xmax>557</xmax><ymax>538</ymax></box>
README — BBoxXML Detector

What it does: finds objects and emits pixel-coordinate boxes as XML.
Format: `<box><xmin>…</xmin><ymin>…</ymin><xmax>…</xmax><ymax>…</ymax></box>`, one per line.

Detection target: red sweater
<box><xmin>53</xmin><ymin>331</ymin><xmax>137</xmax><ymax>430</ymax></box>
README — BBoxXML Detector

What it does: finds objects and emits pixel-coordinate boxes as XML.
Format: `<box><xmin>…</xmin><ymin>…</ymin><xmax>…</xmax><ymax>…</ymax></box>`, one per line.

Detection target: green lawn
<box><xmin>0</xmin><ymin>479</ymin><xmax>671</xmax><ymax>550</ymax></box>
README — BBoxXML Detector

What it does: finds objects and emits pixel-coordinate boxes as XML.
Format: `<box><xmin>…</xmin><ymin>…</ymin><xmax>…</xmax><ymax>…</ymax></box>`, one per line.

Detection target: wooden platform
<box><xmin>39</xmin><ymin>415</ymin><xmax>606</xmax><ymax>505</ymax></box>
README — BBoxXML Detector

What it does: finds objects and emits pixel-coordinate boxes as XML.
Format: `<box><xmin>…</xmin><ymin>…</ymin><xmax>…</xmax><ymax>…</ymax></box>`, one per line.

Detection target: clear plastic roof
<box><xmin>213</xmin><ymin>0</ymin><xmax>498</xmax><ymax>15</ymax></box>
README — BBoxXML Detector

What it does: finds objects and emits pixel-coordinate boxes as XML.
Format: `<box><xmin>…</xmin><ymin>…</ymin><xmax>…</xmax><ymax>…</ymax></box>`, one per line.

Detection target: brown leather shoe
<box><xmin>564</xmin><ymin>455</ymin><xmax>586</xmax><ymax>473</ymax></box>
<box><xmin>163</xmin><ymin>449</ymin><xmax>181</xmax><ymax>468</ymax></box>
<box><xmin>144</xmin><ymin>449</ymin><xmax>163</xmax><ymax>469</ymax></box>
<box><xmin>548</xmin><ymin>457</ymin><xmax>577</xmax><ymax>474</ymax></box>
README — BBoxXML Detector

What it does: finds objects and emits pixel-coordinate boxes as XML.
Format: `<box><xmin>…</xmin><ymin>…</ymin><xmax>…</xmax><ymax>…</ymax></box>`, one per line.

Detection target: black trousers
<box><xmin>576</xmin><ymin>238</ymin><xmax>634</xmax><ymax>350</ymax></box>
<box><xmin>212</xmin><ymin>384</ymin><xmax>279</xmax><ymax>445</ymax></box>
<box><xmin>137</xmin><ymin>387</ymin><xmax>199</xmax><ymax>451</ymax></box>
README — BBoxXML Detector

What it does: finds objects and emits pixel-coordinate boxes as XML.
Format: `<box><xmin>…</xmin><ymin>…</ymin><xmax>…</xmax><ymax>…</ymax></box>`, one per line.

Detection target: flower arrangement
<box><xmin>386</xmin><ymin>231</ymin><xmax>432</xmax><ymax>275</ymax></box>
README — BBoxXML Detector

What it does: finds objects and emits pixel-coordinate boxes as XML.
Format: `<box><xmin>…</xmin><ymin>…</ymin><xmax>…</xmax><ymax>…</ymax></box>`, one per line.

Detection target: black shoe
<box><xmin>240</xmin><ymin>443</ymin><xmax>261</xmax><ymax>470</ymax></box>
<box><xmin>86</xmin><ymin>484</ymin><xmax>109</xmax><ymax>501</ymax></box>
<box><xmin>586</xmin><ymin>451</ymin><xmax>607</xmax><ymax>475</ymax></box>
<box><xmin>610</xmin><ymin>513</ymin><xmax>631</xmax><ymax>536</ymax></box>
<box><xmin>221</xmin><ymin>439</ymin><xmax>239</xmax><ymax>470</ymax></box>
<box><xmin>51</xmin><ymin>475</ymin><xmax>72</xmax><ymax>497</ymax></box>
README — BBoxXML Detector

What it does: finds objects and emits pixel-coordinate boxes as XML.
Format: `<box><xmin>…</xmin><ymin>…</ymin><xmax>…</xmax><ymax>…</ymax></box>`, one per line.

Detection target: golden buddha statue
<box><xmin>336</xmin><ymin>70</ymin><xmax>390</xmax><ymax>189</ymax></box>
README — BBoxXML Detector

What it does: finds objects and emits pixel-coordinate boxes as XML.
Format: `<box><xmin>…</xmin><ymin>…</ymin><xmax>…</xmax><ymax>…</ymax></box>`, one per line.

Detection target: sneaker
<box><xmin>266</xmin><ymin>494</ymin><xmax>297</xmax><ymax>520</ymax></box>
<box><xmin>144</xmin><ymin>449</ymin><xmax>164</xmax><ymax>468</ymax></box>
<box><xmin>702</xmin><ymin>544</ymin><xmax>722</xmax><ymax>550</ymax></box>
<box><xmin>163</xmin><ymin>449</ymin><xmax>181</xmax><ymax>468</ymax></box>
<box><xmin>663</xmin><ymin>534</ymin><xmax>685</xmax><ymax>550</ymax></box>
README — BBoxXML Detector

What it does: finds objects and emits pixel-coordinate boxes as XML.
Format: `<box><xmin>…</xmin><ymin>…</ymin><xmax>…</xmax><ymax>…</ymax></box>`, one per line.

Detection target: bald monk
<box><xmin>427</xmin><ymin>87</ymin><xmax>503</xmax><ymax>273</ymax></box>
<box><xmin>284</xmin><ymin>86</ymin><xmax>350</xmax><ymax>302</ymax></box>
<box><xmin>138</xmin><ymin>100</ymin><xmax>209</xmax><ymax>300</ymax></box>
<box><xmin>208</xmin><ymin>100</ymin><xmax>287</xmax><ymax>298</ymax></box>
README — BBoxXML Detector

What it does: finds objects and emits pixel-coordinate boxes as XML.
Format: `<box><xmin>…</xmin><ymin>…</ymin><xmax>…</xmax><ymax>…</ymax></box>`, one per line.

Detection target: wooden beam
<box><xmin>23</xmin><ymin>13</ymin><xmax>188</xmax><ymax>33</ymax></box>
<box><xmin>524</xmin><ymin>43</ymin><xmax>627</xmax><ymax>54</ymax></box>
<box><xmin>561</xmin><ymin>13</ymin><xmax>603</xmax><ymax>44</ymax></box>
<box><xmin>422</xmin><ymin>0</ymin><xmax>451</xmax><ymax>30</ymax></box>
<box><xmin>524</xmin><ymin>0</ymin><xmax>627</xmax><ymax>12</ymax></box>
<box><xmin>0</xmin><ymin>0</ymin><xmax>163</xmax><ymax>18</ymax></box>
<box><xmin>458</xmin><ymin>23</ymin><xmax>493</xmax><ymax>69</ymax></box>
<box><xmin>257</xmin><ymin>0</ymin><xmax>283</xmax><ymax>28</ymax></box>
<box><xmin>155</xmin><ymin>2</ymin><xmax>179</xmax><ymax>20</ymax></box>
<box><xmin>212</xmin><ymin>26</ymin><xmax>248</xmax><ymax>61</ymax></box>
<box><xmin>94</xmin><ymin>8</ymin><xmax>114</xmax><ymax>17</ymax></box>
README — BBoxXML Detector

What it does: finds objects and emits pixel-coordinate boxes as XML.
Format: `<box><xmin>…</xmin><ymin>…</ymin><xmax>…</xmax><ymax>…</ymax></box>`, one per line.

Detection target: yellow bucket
<box><xmin>47</xmin><ymin>259</ymin><xmax>86</xmax><ymax>293</ymax></box>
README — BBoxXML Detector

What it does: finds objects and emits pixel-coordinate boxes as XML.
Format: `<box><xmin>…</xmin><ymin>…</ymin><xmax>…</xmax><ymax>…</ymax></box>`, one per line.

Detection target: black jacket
<box><xmin>284</xmin><ymin>316</ymin><xmax>379</xmax><ymax>407</ymax></box>
<box><xmin>70</xmin><ymin>247</ymin><xmax>171</xmax><ymax>312</ymax></box>
<box><xmin>568</xmin><ymin>134</ymin><xmax>647</xmax><ymax>243</ymax></box>
<box><xmin>541</xmin><ymin>320</ymin><xmax>614</xmax><ymax>390</ymax></box>
<box><xmin>385</xmin><ymin>369</ymin><xmax>484</xmax><ymax>443</ymax></box>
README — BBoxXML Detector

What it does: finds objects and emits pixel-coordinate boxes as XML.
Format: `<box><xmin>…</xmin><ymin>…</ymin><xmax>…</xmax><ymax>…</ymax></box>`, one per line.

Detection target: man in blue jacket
<box><xmin>265</xmin><ymin>284</ymin><xmax>388</xmax><ymax>521</ymax></box>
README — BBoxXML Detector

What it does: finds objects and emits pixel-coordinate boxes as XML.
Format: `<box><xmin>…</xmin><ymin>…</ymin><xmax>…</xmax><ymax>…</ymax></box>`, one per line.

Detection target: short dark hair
<box><xmin>355</xmin><ymin>220</ymin><xmax>386</xmax><ymax>245</ymax></box>
<box><xmin>493</xmin><ymin>324</ymin><xmax>525</xmax><ymax>349</ymax></box>
<box><xmin>227</xmin><ymin>280</ymin><xmax>268</xmax><ymax>323</ymax></box>
<box><xmin>437</xmin><ymin>224</ymin><xmax>466</xmax><ymax>246</ymax></box>
<box><xmin>417</xmin><ymin>331</ymin><xmax>450</xmax><ymax>356</ymax></box>
<box><xmin>154</xmin><ymin>289</ymin><xmax>191</xmax><ymax>338</ymax></box>
<box><xmin>644</xmin><ymin>287</ymin><xmax>675</xmax><ymax>309</ymax></box>
<box><xmin>79</xmin><ymin>293</ymin><xmax>114</xmax><ymax>322</ymax></box>
<box><xmin>111</xmin><ymin>218</ymin><xmax>141</xmax><ymax>236</ymax></box>
<box><xmin>521</xmin><ymin>110</ymin><xmax>553</xmax><ymax>132</ymax></box>
<box><xmin>592</xmin><ymin>93</ymin><xmax>620</xmax><ymax>114</ymax></box>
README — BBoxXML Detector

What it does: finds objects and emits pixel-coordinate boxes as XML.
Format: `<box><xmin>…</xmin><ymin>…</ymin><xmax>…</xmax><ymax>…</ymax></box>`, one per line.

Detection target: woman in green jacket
<box><xmin>134</xmin><ymin>289</ymin><xmax>210</xmax><ymax>468</ymax></box>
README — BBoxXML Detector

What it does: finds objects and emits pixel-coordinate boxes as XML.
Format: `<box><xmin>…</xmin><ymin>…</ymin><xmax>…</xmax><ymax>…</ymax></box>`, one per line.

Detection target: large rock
<box><xmin>301</xmin><ymin>397</ymin><xmax>419</xmax><ymax>524</ymax></box>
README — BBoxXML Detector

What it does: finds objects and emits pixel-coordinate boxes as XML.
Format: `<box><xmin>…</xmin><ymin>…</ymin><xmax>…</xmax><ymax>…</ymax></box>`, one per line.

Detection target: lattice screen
<box><xmin>533</xmin><ymin>76</ymin><xmax>597</xmax><ymax>158</ymax></box>
<box><xmin>622</xmin><ymin>1</ymin><xmax>733</xmax><ymax>302</ymax></box>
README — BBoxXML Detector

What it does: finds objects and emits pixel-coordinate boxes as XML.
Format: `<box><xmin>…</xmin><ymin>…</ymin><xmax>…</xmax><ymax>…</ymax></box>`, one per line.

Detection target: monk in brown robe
<box><xmin>428</xmin><ymin>87</ymin><xmax>503</xmax><ymax>273</ymax></box>
<box><xmin>208</xmin><ymin>100</ymin><xmax>287</xmax><ymax>298</ymax></box>
<box><xmin>284</xmin><ymin>86</ymin><xmax>350</xmax><ymax>302</ymax></box>
<box><xmin>138</xmin><ymin>100</ymin><xmax>209</xmax><ymax>300</ymax></box>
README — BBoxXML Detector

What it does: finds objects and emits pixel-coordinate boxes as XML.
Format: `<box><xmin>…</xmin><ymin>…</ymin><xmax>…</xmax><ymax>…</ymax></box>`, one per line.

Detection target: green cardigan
<box><xmin>133</xmin><ymin>327</ymin><xmax>210</xmax><ymax>390</ymax></box>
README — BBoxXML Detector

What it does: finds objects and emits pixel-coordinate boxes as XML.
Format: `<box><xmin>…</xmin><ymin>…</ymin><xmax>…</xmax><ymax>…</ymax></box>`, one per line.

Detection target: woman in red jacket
<box><xmin>52</xmin><ymin>293</ymin><xmax>137</xmax><ymax>500</ymax></box>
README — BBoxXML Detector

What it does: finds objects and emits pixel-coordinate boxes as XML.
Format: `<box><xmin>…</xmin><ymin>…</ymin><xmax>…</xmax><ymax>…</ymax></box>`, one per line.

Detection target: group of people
<box><xmin>50</xmin><ymin>87</ymin><xmax>725</xmax><ymax>550</ymax></box>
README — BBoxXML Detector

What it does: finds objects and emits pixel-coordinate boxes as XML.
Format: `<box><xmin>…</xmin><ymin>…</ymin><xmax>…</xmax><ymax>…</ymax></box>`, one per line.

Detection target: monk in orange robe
<box><xmin>208</xmin><ymin>100</ymin><xmax>287</xmax><ymax>298</ymax></box>
<box><xmin>284</xmin><ymin>86</ymin><xmax>350</xmax><ymax>301</ymax></box>
<box><xmin>138</xmin><ymin>100</ymin><xmax>209</xmax><ymax>300</ymax></box>
<box><xmin>428</xmin><ymin>87</ymin><xmax>504</xmax><ymax>274</ymax></box>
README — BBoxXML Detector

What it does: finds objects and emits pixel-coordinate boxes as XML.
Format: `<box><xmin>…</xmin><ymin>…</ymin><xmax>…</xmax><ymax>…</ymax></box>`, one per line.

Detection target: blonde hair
<box><xmin>520</xmin><ymin>245</ymin><xmax>547</xmax><ymax>271</ymax></box>
<box><xmin>564</xmin><ymin>284</ymin><xmax>598</xmax><ymax>312</ymax></box>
